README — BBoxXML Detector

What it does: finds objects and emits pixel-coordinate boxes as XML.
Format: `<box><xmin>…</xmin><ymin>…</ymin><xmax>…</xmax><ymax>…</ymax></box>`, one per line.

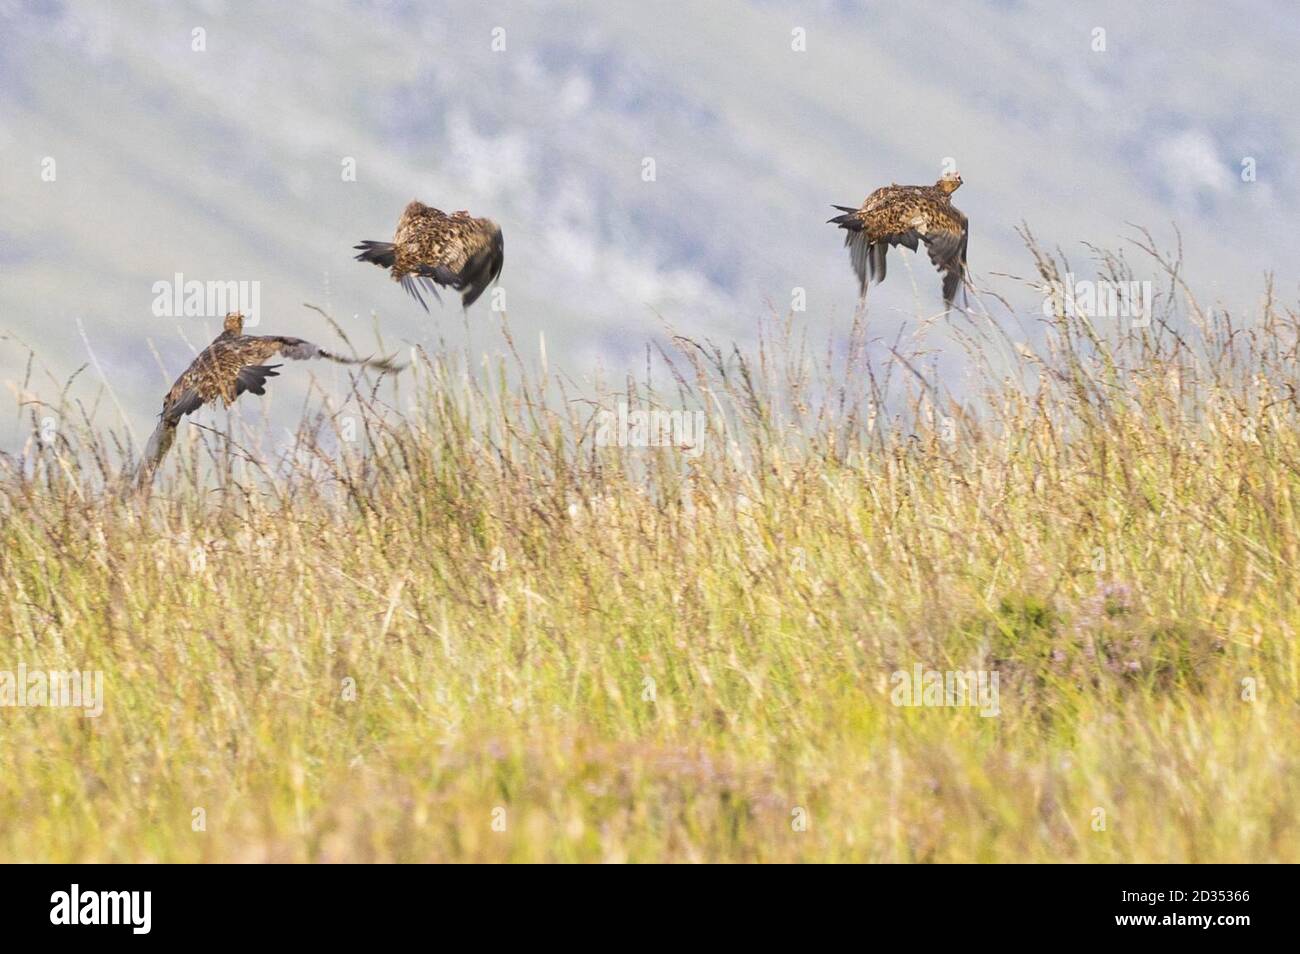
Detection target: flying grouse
<box><xmin>136</xmin><ymin>312</ymin><xmax>401</xmax><ymax>485</ymax></box>
<box><xmin>829</xmin><ymin>172</ymin><xmax>969</xmax><ymax>306</ymax></box>
<box><xmin>355</xmin><ymin>201</ymin><xmax>504</xmax><ymax>311</ymax></box>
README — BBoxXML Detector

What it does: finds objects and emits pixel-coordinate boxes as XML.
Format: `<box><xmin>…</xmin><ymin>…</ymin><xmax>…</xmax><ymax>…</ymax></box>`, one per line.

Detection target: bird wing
<box><xmin>161</xmin><ymin>385</ymin><xmax>203</xmax><ymax>421</ymax></box>
<box><xmin>410</xmin><ymin>217</ymin><xmax>504</xmax><ymax>309</ymax></box>
<box><xmin>136</xmin><ymin>416</ymin><xmax>178</xmax><ymax>485</ymax></box>
<box><xmin>398</xmin><ymin>274</ymin><xmax>440</xmax><ymax>312</ymax></box>
<box><xmin>249</xmin><ymin>336</ymin><xmax>404</xmax><ymax>373</ymax></box>
<box><xmin>453</xmin><ymin>220</ymin><xmax>504</xmax><ymax>308</ymax></box>
<box><xmin>140</xmin><ymin>335</ymin><xmax>399</xmax><ymax>486</ymax></box>
<box><xmin>917</xmin><ymin>203</ymin><xmax>968</xmax><ymax>305</ymax></box>
<box><xmin>159</xmin><ymin>336</ymin><xmax>400</xmax><ymax>423</ymax></box>
<box><xmin>234</xmin><ymin>364</ymin><xmax>282</xmax><ymax>398</ymax></box>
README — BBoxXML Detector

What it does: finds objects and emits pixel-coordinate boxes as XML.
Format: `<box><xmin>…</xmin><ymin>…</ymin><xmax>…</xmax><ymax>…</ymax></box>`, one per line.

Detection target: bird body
<box><xmin>135</xmin><ymin>312</ymin><xmax>400</xmax><ymax>485</ymax></box>
<box><xmin>355</xmin><ymin>200</ymin><xmax>504</xmax><ymax>311</ymax></box>
<box><xmin>829</xmin><ymin>172</ymin><xmax>969</xmax><ymax>305</ymax></box>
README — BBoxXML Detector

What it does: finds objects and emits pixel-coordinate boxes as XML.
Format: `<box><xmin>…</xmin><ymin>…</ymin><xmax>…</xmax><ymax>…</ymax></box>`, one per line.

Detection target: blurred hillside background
<box><xmin>1</xmin><ymin>0</ymin><xmax>1298</xmax><ymax>452</ymax></box>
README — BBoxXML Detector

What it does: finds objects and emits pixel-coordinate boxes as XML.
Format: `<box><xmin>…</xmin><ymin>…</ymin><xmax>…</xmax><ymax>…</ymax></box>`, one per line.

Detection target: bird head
<box><xmin>222</xmin><ymin>312</ymin><xmax>245</xmax><ymax>334</ymax></box>
<box><xmin>937</xmin><ymin>171</ymin><xmax>963</xmax><ymax>194</ymax></box>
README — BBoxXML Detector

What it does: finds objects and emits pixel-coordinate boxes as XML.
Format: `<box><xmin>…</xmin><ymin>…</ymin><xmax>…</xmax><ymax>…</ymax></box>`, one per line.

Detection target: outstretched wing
<box><xmin>161</xmin><ymin>339</ymin><xmax>399</xmax><ymax>420</ymax></box>
<box><xmin>254</xmin><ymin>336</ymin><xmax>405</xmax><ymax>373</ymax></box>
<box><xmin>140</xmin><ymin>336</ymin><xmax>401</xmax><ymax>486</ymax></box>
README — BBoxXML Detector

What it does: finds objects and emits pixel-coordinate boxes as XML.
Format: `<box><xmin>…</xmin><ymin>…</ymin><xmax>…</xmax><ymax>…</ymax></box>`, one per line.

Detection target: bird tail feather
<box><xmin>354</xmin><ymin>240</ymin><xmax>397</xmax><ymax>269</ymax></box>
<box><xmin>828</xmin><ymin>205</ymin><xmax>863</xmax><ymax>229</ymax></box>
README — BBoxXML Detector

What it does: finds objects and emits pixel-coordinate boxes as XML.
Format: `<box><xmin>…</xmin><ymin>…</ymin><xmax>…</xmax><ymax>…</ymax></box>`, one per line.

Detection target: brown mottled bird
<box><xmin>355</xmin><ymin>200</ymin><xmax>504</xmax><ymax>311</ymax></box>
<box><xmin>828</xmin><ymin>172</ymin><xmax>969</xmax><ymax>306</ymax></box>
<box><xmin>135</xmin><ymin>312</ymin><xmax>402</xmax><ymax>485</ymax></box>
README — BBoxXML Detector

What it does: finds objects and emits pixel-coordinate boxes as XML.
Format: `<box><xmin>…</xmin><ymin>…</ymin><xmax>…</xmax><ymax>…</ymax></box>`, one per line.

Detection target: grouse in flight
<box><xmin>828</xmin><ymin>172</ymin><xmax>969</xmax><ymax>306</ymax></box>
<box><xmin>136</xmin><ymin>312</ymin><xmax>401</xmax><ymax>485</ymax></box>
<box><xmin>355</xmin><ymin>201</ymin><xmax>504</xmax><ymax>311</ymax></box>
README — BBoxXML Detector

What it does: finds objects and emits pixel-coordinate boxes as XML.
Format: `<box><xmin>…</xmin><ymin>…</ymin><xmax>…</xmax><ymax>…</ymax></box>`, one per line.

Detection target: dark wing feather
<box><xmin>413</xmin><ymin>220</ymin><xmax>504</xmax><ymax>309</ymax></box>
<box><xmin>399</xmin><ymin>274</ymin><xmax>432</xmax><ymax>312</ymax></box>
<box><xmin>234</xmin><ymin>364</ymin><xmax>282</xmax><ymax>398</ymax></box>
<box><xmin>165</xmin><ymin>387</ymin><xmax>203</xmax><ymax>422</ymax></box>
<box><xmin>268</xmin><ymin>337</ymin><xmax>403</xmax><ymax>373</ymax></box>
<box><xmin>919</xmin><ymin>206</ymin><xmax>968</xmax><ymax>306</ymax></box>
<box><xmin>458</xmin><ymin>227</ymin><xmax>504</xmax><ymax>308</ymax></box>
<box><xmin>418</xmin><ymin>277</ymin><xmax>442</xmax><ymax>304</ymax></box>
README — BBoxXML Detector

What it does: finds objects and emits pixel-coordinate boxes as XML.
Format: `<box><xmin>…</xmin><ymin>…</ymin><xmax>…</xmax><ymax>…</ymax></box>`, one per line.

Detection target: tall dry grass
<box><xmin>1</xmin><ymin>232</ymin><xmax>1297</xmax><ymax>861</ymax></box>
